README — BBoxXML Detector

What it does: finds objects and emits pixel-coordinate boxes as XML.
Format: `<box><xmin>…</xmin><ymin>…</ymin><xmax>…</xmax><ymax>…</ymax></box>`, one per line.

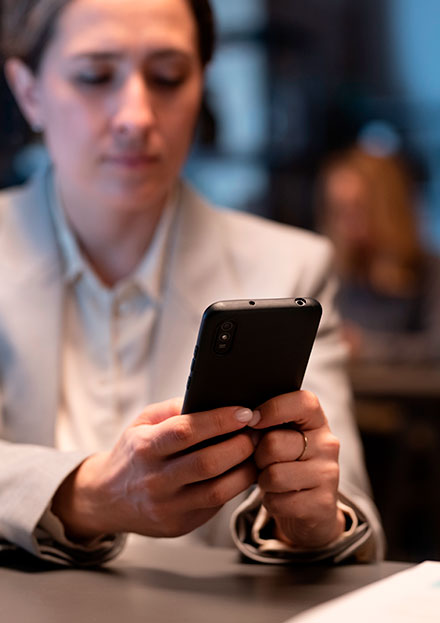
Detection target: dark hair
<box><xmin>188</xmin><ymin>0</ymin><xmax>215</xmax><ymax>66</ymax></box>
<box><xmin>1</xmin><ymin>0</ymin><xmax>215</xmax><ymax>71</ymax></box>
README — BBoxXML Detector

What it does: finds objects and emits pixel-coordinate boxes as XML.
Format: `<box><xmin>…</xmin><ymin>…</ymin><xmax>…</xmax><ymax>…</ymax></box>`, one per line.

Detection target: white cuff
<box><xmin>230</xmin><ymin>487</ymin><xmax>374</xmax><ymax>564</ymax></box>
<box><xmin>34</xmin><ymin>505</ymin><xmax>126</xmax><ymax>566</ymax></box>
<box><xmin>250</xmin><ymin>499</ymin><xmax>358</xmax><ymax>554</ymax></box>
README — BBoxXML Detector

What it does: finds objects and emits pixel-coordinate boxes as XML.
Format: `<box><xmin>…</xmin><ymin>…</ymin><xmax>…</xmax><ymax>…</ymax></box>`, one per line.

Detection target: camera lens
<box><xmin>295</xmin><ymin>298</ymin><xmax>306</xmax><ymax>306</ymax></box>
<box><xmin>214</xmin><ymin>321</ymin><xmax>235</xmax><ymax>355</ymax></box>
<box><xmin>221</xmin><ymin>321</ymin><xmax>233</xmax><ymax>331</ymax></box>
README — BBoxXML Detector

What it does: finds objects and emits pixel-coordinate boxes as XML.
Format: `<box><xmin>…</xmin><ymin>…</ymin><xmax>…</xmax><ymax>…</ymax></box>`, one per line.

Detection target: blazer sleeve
<box><xmin>0</xmin><ymin>434</ymin><xmax>125</xmax><ymax>566</ymax></box>
<box><xmin>0</xmin><ymin>178</ymin><xmax>125</xmax><ymax>566</ymax></box>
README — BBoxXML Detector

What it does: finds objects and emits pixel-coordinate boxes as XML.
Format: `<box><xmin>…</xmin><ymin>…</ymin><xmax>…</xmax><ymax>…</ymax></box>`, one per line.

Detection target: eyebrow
<box><xmin>69</xmin><ymin>49</ymin><xmax>192</xmax><ymax>62</ymax></box>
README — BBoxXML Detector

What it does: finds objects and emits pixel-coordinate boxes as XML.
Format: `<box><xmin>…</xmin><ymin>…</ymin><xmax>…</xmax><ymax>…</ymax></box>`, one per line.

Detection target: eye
<box><xmin>75</xmin><ymin>72</ymin><xmax>113</xmax><ymax>86</ymax></box>
<box><xmin>150</xmin><ymin>74</ymin><xmax>186</xmax><ymax>89</ymax></box>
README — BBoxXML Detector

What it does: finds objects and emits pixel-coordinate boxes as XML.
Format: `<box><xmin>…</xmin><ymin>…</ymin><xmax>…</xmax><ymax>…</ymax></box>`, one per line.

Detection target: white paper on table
<box><xmin>286</xmin><ymin>561</ymin><xmax>440</xmax><ymax>623</ymax></box>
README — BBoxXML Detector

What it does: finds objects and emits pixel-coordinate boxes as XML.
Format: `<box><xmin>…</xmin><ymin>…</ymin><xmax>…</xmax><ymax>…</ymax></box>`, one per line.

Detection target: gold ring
<box><xmin>296</xmin><ymin>430</ymin><xmax>308</xmax><ymax>461</ymax></box>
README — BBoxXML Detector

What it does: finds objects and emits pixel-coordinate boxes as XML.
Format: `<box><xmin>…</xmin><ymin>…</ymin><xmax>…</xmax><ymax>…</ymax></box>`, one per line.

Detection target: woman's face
<box><xmin>322</xmin><ymin>166</ymin><xmax>373</xmax><ymax>250</ymax></box>
<box><xmin>21</xmin><ymin>0</ymin><xmax>204</xmax><ymax>212</ymax></box>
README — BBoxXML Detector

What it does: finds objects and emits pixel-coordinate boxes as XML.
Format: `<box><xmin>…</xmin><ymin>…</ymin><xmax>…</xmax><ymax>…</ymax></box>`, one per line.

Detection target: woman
<box><xmin>317</xmin><ymin>145</ymin><xmax>440</xmax><ymax>363</ymax></box>
<box><xmin>0</xmin><ymin>0</ymin><xmax>383</xmax><ymax>566</ymax></box>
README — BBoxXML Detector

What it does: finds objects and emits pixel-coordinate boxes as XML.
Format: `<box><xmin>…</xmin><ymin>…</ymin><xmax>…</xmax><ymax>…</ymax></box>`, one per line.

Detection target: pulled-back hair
<box><xmin>1</xmin><ymin>0</ymin><xmax>215</xmax><ymax>71</ymax></box>
<box><xmin>316</xmin><ymin>146</ymin><xmax>424</xmax><ymax>289</ymax></box>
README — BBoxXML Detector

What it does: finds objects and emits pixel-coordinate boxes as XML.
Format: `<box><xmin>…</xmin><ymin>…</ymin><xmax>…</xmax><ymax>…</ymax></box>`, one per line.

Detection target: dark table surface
<box><xmin>0</xmin><ymin>538</ymin><xmax>411</xmax><ymax>623</ymax></box>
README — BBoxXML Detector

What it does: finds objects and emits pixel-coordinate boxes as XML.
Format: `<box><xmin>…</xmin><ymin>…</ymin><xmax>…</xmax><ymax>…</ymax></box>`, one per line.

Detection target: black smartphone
<box><xmin>182</xmin><ymin>297</ymin><xmax>322</xmax><ymax>415</ymax></box>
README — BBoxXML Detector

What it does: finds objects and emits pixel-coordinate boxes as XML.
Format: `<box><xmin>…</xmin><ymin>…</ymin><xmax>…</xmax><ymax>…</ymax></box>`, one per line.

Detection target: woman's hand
<box><xmin>52</xmin><ymin>398</ymin><xmax>258</xmax><ymax>541</ymax></box>
<box><xmin>250</xmin><ymin>391</ymin><xmax>345</xmax><ymax>549</ymax></box>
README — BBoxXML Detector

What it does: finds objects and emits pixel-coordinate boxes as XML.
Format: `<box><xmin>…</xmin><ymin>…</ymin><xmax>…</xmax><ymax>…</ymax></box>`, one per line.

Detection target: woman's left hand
<box><xmin>250</xmin><ymin>390</ymin><xmax>346</xmax><ymax>549</ymax></box>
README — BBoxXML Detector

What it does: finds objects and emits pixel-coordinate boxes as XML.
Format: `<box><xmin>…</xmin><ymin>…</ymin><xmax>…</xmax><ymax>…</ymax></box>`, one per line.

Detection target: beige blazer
<box><xmin>0</xmin><ymin>167</ymin><xmax>384</xmax><ymax>561</ymax></box>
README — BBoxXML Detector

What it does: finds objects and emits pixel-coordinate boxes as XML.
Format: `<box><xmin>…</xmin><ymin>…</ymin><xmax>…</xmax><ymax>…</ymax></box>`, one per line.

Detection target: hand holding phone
<box><xmin>181</xmin><ymin>298</ymin><xmax>346</xmax><ymax>550</ymax></box>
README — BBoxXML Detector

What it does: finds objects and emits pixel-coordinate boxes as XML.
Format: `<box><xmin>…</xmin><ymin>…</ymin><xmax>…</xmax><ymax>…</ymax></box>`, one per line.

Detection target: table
<box><xmin>0</xmin><ymin>538</ymin><xmax>410</xmax><ymax>623</ymax></box>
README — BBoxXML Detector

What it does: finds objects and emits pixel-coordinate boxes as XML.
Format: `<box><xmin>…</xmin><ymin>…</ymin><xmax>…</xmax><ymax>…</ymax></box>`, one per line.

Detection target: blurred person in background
<box><xmin>316</xmin><ymin>144</ymin><xmax>440</xmax><ymax>364</ymax></box>
<box><xmin>0</xmin><ymin>0</ymin><xmax>383</xmax><ymax>566</ymax></box>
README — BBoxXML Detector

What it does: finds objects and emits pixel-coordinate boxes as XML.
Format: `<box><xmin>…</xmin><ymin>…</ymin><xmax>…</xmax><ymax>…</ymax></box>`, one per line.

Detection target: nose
<box><xmin>112</xmin><ymin>74</ymin><xmax>155</xmax><ymax>140</ymax></box>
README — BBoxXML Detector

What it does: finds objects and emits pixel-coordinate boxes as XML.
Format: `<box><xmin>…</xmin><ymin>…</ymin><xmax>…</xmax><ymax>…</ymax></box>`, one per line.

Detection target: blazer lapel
<box><xmin>0</xmin><ymin>175</ymin><xmax>256</xmax><ymax>430</ymax></box>
<box><xmin>150</xmin><ymin>183</ymin><xmax>244</xmax><ymax>403</ymax></box>
<box><xmin>0</xmin><ymin>169</ymin><xmax>63</xmax><ymax>445</ymax></box>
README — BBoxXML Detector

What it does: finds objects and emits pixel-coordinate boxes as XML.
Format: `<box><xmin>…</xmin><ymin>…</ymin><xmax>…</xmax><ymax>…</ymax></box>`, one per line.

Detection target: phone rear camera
<box><xmin>214</xmin><ymin>321</ymin><xmax>236</xmax><ymax>354</ymax></box>
<box><xmin>295</xmin><ymin>298</ymin><xmax>306</xmax><ymax>306</ymax></box>
<box><xmin>221</xmin><ymin>321</ymin><xmax>233</xmax><ymax>331</ymax></box>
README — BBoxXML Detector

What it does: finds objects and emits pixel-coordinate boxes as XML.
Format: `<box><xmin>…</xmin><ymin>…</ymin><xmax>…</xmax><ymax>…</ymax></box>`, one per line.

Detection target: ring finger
<box><xmin>254</xmin><ymin>428</ymin><xmax>311</xmax><ymax>470</ymax></box>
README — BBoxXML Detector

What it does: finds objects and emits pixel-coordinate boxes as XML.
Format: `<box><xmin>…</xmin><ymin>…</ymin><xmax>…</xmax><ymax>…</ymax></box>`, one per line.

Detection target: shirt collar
<box><xmin>48</xmin><ymin>173</ymin><xmax>179</xmax><ymax>303</ymax></box>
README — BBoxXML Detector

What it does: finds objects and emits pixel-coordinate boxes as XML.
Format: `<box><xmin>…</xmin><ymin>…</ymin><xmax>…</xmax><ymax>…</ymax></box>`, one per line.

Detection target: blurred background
<box><xmin>189</xmin><ymin>0</ymin><xmax>440</xmax><ymax>252</ymax></box>
<box><xmin>1</xmin><ymin>0</ymin><xmax>440</xmax><ymax>562</ymax></box>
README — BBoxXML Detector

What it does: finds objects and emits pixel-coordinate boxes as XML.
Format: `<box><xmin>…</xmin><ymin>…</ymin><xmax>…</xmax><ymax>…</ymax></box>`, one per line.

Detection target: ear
<box><xmin>4</xmin><ymin>58</ymin><xmax>44</xmax><ymax>130</ymax></box>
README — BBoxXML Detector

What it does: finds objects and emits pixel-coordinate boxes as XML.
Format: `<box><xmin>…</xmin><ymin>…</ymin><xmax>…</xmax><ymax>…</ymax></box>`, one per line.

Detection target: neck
<box><xmin>58</xmin><ymin>186</ymin><xmax>168</xmax><ymax>287</ymax></box>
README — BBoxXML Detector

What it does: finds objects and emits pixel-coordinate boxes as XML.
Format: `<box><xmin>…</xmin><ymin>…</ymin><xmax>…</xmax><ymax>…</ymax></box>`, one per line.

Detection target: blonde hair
<box><xmin>317</xmin><ymin>146</ymin><xmax>424</xmax><ymax>293</ymax></box>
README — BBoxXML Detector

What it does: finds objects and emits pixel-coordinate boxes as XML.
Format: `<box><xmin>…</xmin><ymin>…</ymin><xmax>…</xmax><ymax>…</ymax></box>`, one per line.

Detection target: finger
<box><xmin>262</xmin><ymin>489</ymin><xmax>315</xmax><ymax>519</ymax></box>
<box><xmin>262</xmin><ymin>487</ymin><xmax>337</xmax><ymax>522</ymax></box>
<box><xmin>259</xmin><ymin>459</ymin><xmax>339</xmax><ymax>496</ymax></box>
<box><xmin>185</xmin><ymin>458</ymin><xmax>257</xmax><ymax>510</ymax></box>
<box><xmin>168</xmin><ymin>431</ymin><xmax>256</xmax><ymax>487</ymax></box>
<box><xmin>250</xmin><ymin>390</ymin><xmax>327</xmax><ymax>432</ymax></box>
<box><xmin>258</xmin><ymin>460</ymin><xmax>326</xmax><ymax>493</ymax></box>
<box><xmin>254</xmin><ymin>428</ymin><xmax>311</xmax><ymax>470</ymax></box>
<box><xmin>133</xmin><ymin>397</ymin><xmax>183</xmax><ymax>427</ymax></box>
<box><xmin>150</xmin><ymin>406</ymin><xmax>255</xmax><ymax>456</ymax></box>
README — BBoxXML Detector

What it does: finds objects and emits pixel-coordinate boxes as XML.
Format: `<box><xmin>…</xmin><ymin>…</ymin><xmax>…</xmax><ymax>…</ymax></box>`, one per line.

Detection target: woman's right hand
<box><xmin>52</xmin><ymin>398</ymin><xmax>258</xmax><ymax>541</ymax></box>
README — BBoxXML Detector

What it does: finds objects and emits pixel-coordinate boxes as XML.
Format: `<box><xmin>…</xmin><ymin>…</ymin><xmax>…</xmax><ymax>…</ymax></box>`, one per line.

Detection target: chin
<box><xmin>90</xmin><ymin>169</ymin><xmax>173</xmax><ymax>210</ymax></box>
<box><xmin>104</xmin><ymin>187</ymin><xmax>169</xmax><ymax>214</ymax></box>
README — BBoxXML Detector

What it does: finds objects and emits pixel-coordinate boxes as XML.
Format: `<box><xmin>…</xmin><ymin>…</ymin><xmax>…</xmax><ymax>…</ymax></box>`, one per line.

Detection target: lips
<box><xmin>104</xmin><ymin>153</ymin><xmax>160</xmax><ymax>168</ymax></box>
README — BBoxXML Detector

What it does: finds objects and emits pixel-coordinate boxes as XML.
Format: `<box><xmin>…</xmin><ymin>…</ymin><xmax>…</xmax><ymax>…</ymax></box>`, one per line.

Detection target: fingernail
<box><xmin>249</xmin><ymin>410</ymin><xmax>261</xmax><ymax>426</ymax></box>
<box><xmin>235</xmin><ymin>408</ymin><xmax>253</xmax><ymax>423</ymax></box>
